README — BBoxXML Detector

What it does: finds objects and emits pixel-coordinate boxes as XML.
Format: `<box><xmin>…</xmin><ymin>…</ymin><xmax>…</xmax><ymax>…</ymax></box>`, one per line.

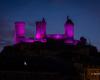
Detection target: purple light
<box><xmin>25</xmin><ymin>38</ymin><xmax>34</xmax><ymax>43</ymax></box>
<box><xmin>47</xmin><ymin>34</ymin><xmax>65</xmax><ymax>39</ymax></box>
<box><xmin>36</xmin><ymin>33</ymin><xmax>41</xmax><ymax>39</ymax></box>
<box><xmin>13</xmin><ymin>18</ymin><xmax>76</xmax><ymax>44</ymax></box>
<box><xmin>40</xmin><ymin>39</ymin><xmax>47</xmax><ymax>43</ymax></box>
<box><xmin>64</xmin><ymin>39</ymin><xmax>74</xmax><ymax>44</ymax></box>
<box><xmin>65</xmin><ymin>23</ymin><xmax>74</xmax><ymax>39</ymax></box>
<box><xmin>36</xmin><ymin>22</ymin><xmax>42</xmax><ymax>39</ymax></box>
<box><xmin>74</xmin><ymin>40</ymin><xmax>79</xmax><ymax>45</ymax></box>
<box><xmin>41</xmin><ymin>18</ymin><xmax>46</xmax><ymax>37</ymax></box>
<box><xmin>54</xmin><ymin>34</ymin><xmax>64</xmax><ymax>39</ymax></box>
<box><xmin>64</xmin><ymin>17</ymin><xmax>74</xmax><ymax>40</ymax></box>
<box><xmin>55</xmin><ymin>34</ymin><xmax>62</xmax><ymax>39</ymax></box>
<box><xmin>15</xmin><ymin>22</ymin><xmax>25</xmax><ymax>36</ymax></box>
<box><xmin>15</xmin><ymin>22</ymin><xmax>25</xmax><ymax>43</ymax></box>
<box><xmin>35</xmin><ymin>18</ymin><xmax>46</xmax><ymax>40</ymax></box>
<box><xmin>66</xmin><ymin>24</ymin><xmax>74</xmax><ymax>37</ymax></box>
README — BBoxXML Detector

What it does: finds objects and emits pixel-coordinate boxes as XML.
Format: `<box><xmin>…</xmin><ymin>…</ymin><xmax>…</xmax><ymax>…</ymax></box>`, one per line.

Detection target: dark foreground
<box><xmin>0</xmin><ymin>39</ymin><xmax>99</xmax><ymax>80</ymax></box>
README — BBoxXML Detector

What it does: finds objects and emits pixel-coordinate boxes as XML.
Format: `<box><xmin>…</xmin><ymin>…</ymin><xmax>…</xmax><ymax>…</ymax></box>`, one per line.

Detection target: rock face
<box><xmin>0</xmin><ymin>39</ymin><xmax>99</xmax><ymax>80</ymax></box>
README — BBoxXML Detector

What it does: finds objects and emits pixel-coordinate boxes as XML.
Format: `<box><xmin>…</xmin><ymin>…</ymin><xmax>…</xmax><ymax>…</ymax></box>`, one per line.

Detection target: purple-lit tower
<box><xmin>36</xmin><ymin>21</ymin><xmax>42</xmax><ymax>40</ymax></box>
<box><xmin>41</xmin><ymin>18</ymin><xmax>46</xmax><ymax>38</ymax></box>
<box><xmin>64</xmin><ymin>16</ymin><xmax>74</xmax><ymax>43</ymax></box>
<box><xmin>15</xmin><ymin>22</ymin><xmax>25</xmax><ymax>43</ymax></box>
<box><xmin>35</xmin><ymin>18</ymin><xmax>46</xmax><ymax>40</ymax></box>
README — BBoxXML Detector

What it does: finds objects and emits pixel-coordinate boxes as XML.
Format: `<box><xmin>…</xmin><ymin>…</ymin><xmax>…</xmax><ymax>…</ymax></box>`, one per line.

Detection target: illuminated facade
<box><xmin>41</xmin><ymin>18</ymin><xmax>46</xmax><ymax>38</ymax></box>
<box><xmin>14</xmin><ymin>17</ymin><xmax>77</xmax><ymax>44</ymax></box>
<box><xmin>64</xmin><ymin>16</ymin><xmax>74</xmax><ymax>44</ymax></box>
<box><xmin>15</xmin><ymin>22</ymin><xmax>25</xmax><ymax>43</ymax></box>
<box><xmin>35</xmin><ymin>18</ymin><xmax>46</xmax><ymax>40</ymax></box>
<box><xmin>36</xmin><ymin>21</ymin><xmax>42</xmax><ymax>39</ymax></box>
<box><xmin>47</xmin><ymin>34</ymin><xmax>65</xmax><ymax>40</ymax></box>
<box><xmin>64</xmin><ymin>16</ymin><xmax>74</xmax><ymax>39</ymax></box>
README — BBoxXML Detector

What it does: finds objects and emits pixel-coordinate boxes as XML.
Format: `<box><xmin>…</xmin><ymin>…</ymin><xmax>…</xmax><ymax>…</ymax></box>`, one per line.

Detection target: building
<box><xmin>14</xmin><ymin>16</ymin><xmax>77</xmax><ymax>44</ymax></box>
<box><xmin>0</xmin><ymin>16</ymin><xmax>99</xmax><ymax>80</ymax></box>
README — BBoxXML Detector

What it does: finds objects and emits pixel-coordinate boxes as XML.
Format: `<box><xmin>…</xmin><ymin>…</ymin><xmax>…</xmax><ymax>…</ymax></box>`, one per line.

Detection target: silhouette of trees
<box><xmin>0</xmin><ymin>39</ymin><xmax>99</xmax><ymax>80</ymax></box>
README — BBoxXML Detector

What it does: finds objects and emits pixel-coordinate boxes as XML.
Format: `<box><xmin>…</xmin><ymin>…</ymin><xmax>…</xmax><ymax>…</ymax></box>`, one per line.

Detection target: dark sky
<box><xmin>0</xmin><ymin>0</ymin><xmax>100</xmax><ymax>51</ymax></box>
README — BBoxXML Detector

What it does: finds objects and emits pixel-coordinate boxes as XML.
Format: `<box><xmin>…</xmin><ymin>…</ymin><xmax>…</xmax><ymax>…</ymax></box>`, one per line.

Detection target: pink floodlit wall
<box><xmin>35</xmin><ymin>19</ymin><xmax>46</xmax><ymax>40</ymax></box>
<box><xmin>25</xmin><ymin>38</ymin><xmax>34</xmax><ymax>43</ymax></box>
<box><xmin>47</xmin><ymin>34</ymin><xmax>65</xmax><ymax>39</ymax></box>
<box><xmin>64</xmin><ymin>40</ymin><xmax>74</xmax><ymax>44</ymax></box>
<box><xmin>74</xmin><ymin>40</ymin><xmax>79</xmax><ymax>45</ymax></box>
<box><xmin>36</xmin><ymin>22</ymin><xmax>42</xmax><ymax>39</ymax></box>
<box><xmin>15</xmin><ymin>22</ymin><xmax>25</xmax><ymax>43</ymax></box>
<box><xmin>65</xmin><ymin>23</ymin><xmax>74</xmax><ymax>39</ymax></box>
<box><xmin>41</xmin><ymin>18</ymin><xmax>46</xmax><ymax>38</ymax></box>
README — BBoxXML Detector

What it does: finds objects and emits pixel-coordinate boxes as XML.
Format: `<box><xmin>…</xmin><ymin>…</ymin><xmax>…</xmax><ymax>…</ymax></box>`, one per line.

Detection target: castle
<box><xmin>0</xmin><ymin>17</ymin><xmax>99</xmax><ymax>80</ymax></box>
<box><xmin>15</xmin><ymin>16</ymin><xmax>78</xmax><ymax>44</ymax></box>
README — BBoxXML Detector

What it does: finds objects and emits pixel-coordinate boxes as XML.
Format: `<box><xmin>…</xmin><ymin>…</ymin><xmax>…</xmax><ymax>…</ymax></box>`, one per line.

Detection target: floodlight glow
<box><xmin>15</xmin><ymin>22</ymin><xmax>25</xmax><ymax>43</ymax></box>
<box><xmin>64</xmin><ymin>17</ymin><xmax>74</xmax><ymax>40</ymax></box>
<box><xmin>47</xmin><ymin>34</ymin><xmax>64</xmax><ymax>39</ymax></box>
<box><xmin>35</xmin><ymin>18</ymin><xmax>46</xmax><ymax>40</ymax></box>
<box><xmin>36</xmin><ymin>22</ymin><xmax>42</xmax><ymax>39</ymax></box>
<box><xmin>15</xmin><ymin>22</ymin><xmax>25</xmax><ymax>36</ymax></box>
<box><xmin>64</xmin><ymin>40</ymin><xmax>74</xmax><ymax>44</ymax></box>
<box><xmin>36</xmin><ymin>33</ymin><xmax>41</xmax><ymax>39</ymax></box>
<box><xmin>74</xmin><ymin>40</ymin><xmax>79</xmax><ymax>45</ymax></box>
<box><xmin>66</xmin><ymin>24</ymin><xmax>74</xmax><ymax>37</ymax></box>
<box><xmin>41</xmin><ymin>18</ymin><xmax>46</xmax><ymax>37</ymax></box>
<box><xmin>25</xmin><ymin>38</ymin><xmax>34</xmax><ymax>43</ymax></box>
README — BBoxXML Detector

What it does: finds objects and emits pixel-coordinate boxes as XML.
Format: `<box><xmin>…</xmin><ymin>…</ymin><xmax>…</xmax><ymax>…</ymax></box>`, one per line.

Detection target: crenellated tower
<box><xmin>35</xmin><ymin>18</ymin><xmax>46</xmax><ymax>40</ymax></box>
<box><xmin>64</xmin><ymin>16</ymin><xmax>74</xmax><ymax>43</ymax></box>
<box><xmin>64</xmin><ymin>16</ymin><xmax>74</xmax><ymax>39</ymax></box>
<box><xmin>35</xmin><ymin>21</ymin><xmax>42</xmax><ymax>40</ymax></box>
<box><xmin>41</xmin><ymin>18</ymin><xmax>46</xmax><ymax>38</ymax></box>
<box><xmin>15</xmin><ymin>22</ymin><xmax>25</xmax><ymax>43</ymax></box>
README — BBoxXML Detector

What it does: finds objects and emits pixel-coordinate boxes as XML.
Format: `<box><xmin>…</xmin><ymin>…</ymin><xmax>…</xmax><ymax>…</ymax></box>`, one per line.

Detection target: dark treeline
<box><xmin>0</xmin><ymin>38</ymin><xmax>99</xmax><ymax>80</ymax></box>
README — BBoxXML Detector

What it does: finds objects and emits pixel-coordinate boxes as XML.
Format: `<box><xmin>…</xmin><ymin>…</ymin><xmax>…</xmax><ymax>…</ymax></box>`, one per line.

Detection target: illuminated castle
<box><xmin>15</xmin><ymin>16</ymin><xmax>77</xmax><ymax>44</ymax></box>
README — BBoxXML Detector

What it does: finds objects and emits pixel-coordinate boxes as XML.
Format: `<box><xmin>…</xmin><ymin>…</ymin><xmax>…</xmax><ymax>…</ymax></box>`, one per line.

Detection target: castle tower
<box><xmin>15</xmin><ymin>22</ymin><xmax>25</xmax><ymax>43</ymax></box>
<box><xmin>64</xmin><ymin>16</ymin><xmax>74</xmax><ymax>43</ymax></box>
<box><xmin>41</xmin><ymin>18</ymin><xmax>46</xmax><ymax>38</ymax></box>
<box><xmin>35</xmin><ymin>18</ymin><xmax>46</xmax><ymax>40</ymax></box>
<box><xmin>35</xmin><ymin>21</ymin><xmax>42</xmax><ymax>40</ymax></box>
<box><xmin>64</xmin><ymin>16</ymin><xmax>74</xmax><ymax>39</ymax></box>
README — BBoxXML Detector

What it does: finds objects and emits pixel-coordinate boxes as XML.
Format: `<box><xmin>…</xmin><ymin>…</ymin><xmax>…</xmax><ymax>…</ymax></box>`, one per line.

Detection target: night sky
<box><xmin>0</xmin><ymin>0</ymin><xmax>100</xmax><ymax>51</ymax></box>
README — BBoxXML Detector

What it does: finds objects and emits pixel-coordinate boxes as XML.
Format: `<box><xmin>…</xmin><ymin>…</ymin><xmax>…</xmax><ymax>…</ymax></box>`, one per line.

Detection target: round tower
<box><xmin>35</xmin><ymin>18</ymin><xmax>47</xmax><ymax>40</ymax></box>
<box><xmin>15</xmin><ymin>21</ymin><xmax>25</xmax><ymax>43</ymax></box>
<box><xmin>35</xmin><ymin>21</ymin><xmax>42</xmax><ymax>40</ymax></box>
<box><xmin>64</xmin><ymin>16</ymin><xmax>74</xmax><ymax>40</ymax></box>
<box><xmin>41</xmin><ymin>18</ymin><xmax>46</xmax><ymax>38</ymax></box>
